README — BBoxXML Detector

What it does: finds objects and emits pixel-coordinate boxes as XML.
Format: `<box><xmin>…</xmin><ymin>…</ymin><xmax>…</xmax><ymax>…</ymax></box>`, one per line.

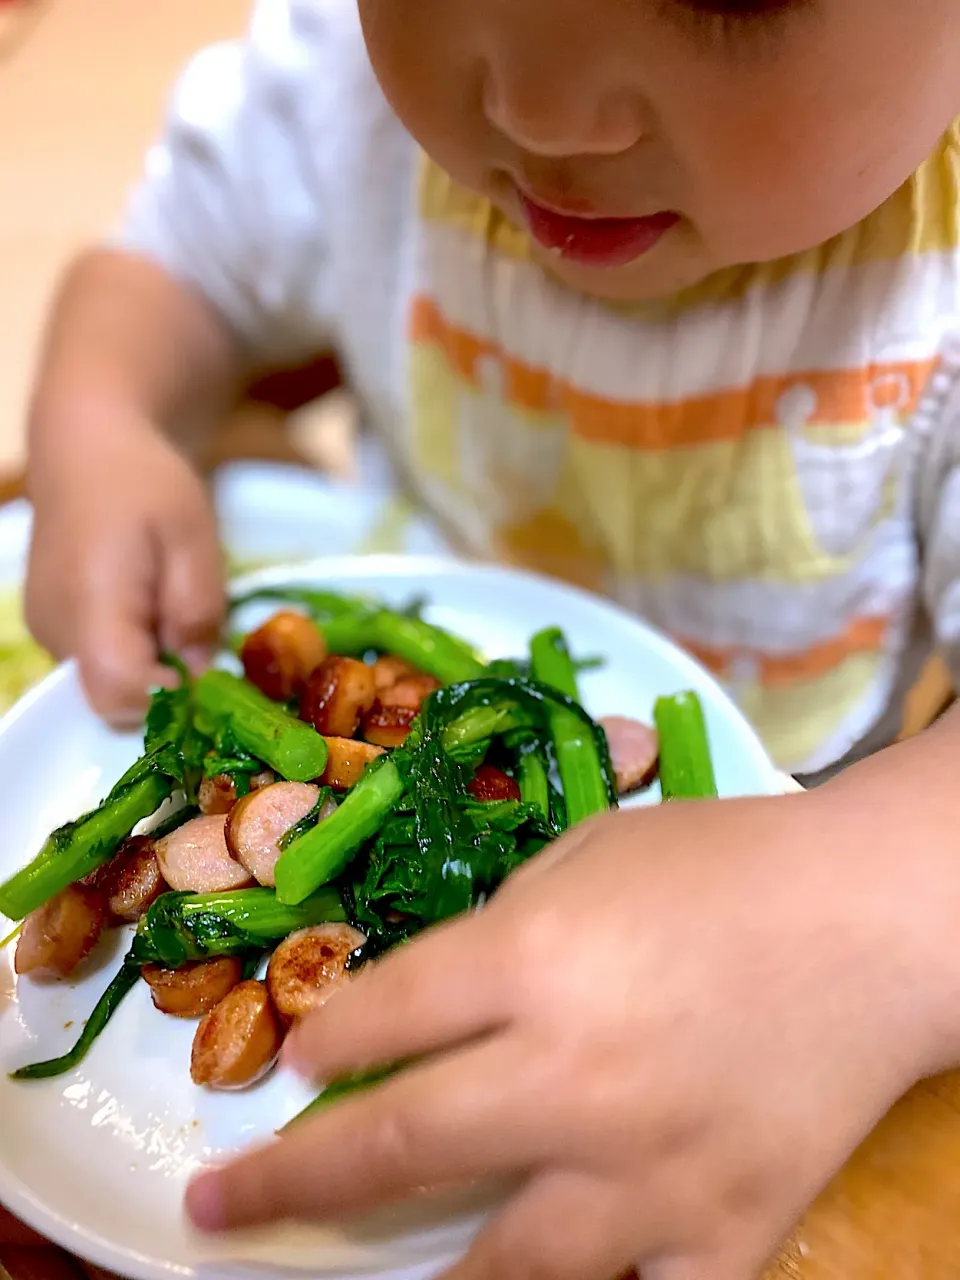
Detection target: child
<box><xmin>23</xmin><ymin>0</ymin><xmax>960</xmax><ymax>1275</ymax></box>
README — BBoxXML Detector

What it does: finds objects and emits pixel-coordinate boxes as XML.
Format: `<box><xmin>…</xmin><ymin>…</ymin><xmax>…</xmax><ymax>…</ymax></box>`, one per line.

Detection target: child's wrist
<box><xmin>817</xmin><ymin>749</ymin><xmax>960</xmax><ymax>1079</ymax></box>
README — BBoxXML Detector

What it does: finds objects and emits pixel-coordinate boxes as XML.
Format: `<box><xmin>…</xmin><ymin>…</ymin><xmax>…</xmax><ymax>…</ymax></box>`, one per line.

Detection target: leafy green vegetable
<box><xmin>194</xmin><ymin>670</ymin><xmax>328</xmax><ymax>783</ymax></box>
<box><xmin>530</xmin><ymin>627</ymin><xmax>579</xmax><ymax>700</ymax></box>
<box><xmin>132</xmin><ymin>886</ymin><xmax>347</xmax><ymax>970</ymax></box>
<box><xmin>277</xmin><ymin>789</ymin><xmax>335</xmax><ymax>852</ymax></box>
<box><xmin>232</xmin><ymin>586</ymin><xmax>374</xmax><ymax>620</ymax></box>
<box><xmin>0</xmin><ymin>663</ymin><xmax>204</xmax><ymax>920</ymax></box>
<box><xmin>514</xmin><ymin>735</ymin><xmax>551</xmax><ymax>824</ymax></box>
<box><xmin>654</xmin><ymin>692</ymin><xmax>717</xmax><ymax>799</ymax></box>
<box><xmin>340</xmin><ymin>679</ymin><xmax>607</xmax><ymax>946</ymax></box>
<box><xmin>369</xmin><ymin>612</ymin><xmax>484</xmax><ymax>685</ymax></box>
<box><xmin>528</xmin><ymin>635</ymin><xmax>613</xmax><ymax>828</ymax></box>
<box><xmin>148</xmin><ymin>804</ymin><xmax>201</xmax><ymax>841</ymax></box>
<box><xmin>231</xmin><ymin>587</ymin><xmax>485</xmax><ymax>684</ymax></box>
<box><xmin>275</xmin><ymin>758</ymin><xmax>406</xmax><ymax>906</ymax></box>
<box><xmin>11</xmin><ymin>886</ymin><xmax>347</xmax><ymax>1081</ymax></box>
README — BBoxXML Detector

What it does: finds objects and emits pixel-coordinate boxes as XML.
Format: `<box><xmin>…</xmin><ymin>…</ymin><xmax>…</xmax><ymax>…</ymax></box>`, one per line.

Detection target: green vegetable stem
<box><xmin>275</xmin><ymin>758</ymin><xmax>406</xmax><ymax>906</ymax></box>
<box><xmin>133</xmin><ymin>886</ymin><xmax>347</xmax><ymax>969</ymax></box>
<box><xmin>10</xmin><ymin>950</ymin><xmax>142</xmax><ymax>1081</ymax></box>
<box><xmin>529</xmin><ymin>629</ymin><xmax>612</xmax><ymax>828</ymax></box>
<box><xmin>231</xmin><ymin>587</ymin><xmax>485</xmax><ymax>685</ymax></box>
<box><xmin>654</xmin><ymin>691</ymin><xmax>718</xmax><ymax>800</ymax></box>
<box><xmin>194</xmin><ymin>670</ymin><xmax>328</xmax><ymax>783</ymax></box>
<box><xmin>529</xmin><ymin>627</ymin><xmax>579</xmax><ymax>700</ymax></box>
<box><xmin>369</xmin><ymin>612</ymin><xmax>484</xmax><ymax>685</ymax></box>
<box><xmin>0</xmin><ymin>773</ymin><xmax>173</xmax><ymax>922</ymax></box>
<box><xmin>515</xmin><ymin>737</ymin><xmax>551</xmax><ymax>823</ymax></box>
<box><xmin>0</xmin><ymin>663</ymin><xmax>200</xmax><ymax>920</ymax></box>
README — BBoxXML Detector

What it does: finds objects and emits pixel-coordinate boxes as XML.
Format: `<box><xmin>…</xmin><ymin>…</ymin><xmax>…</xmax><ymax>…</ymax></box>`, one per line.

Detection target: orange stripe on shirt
<box><xmin>409</xmin><ymin>295</ymin><xmax>936</xmax><ymax>451</ymax></box>
<box><xmin>678</xmin><ymin>616</ymin><xmax>888</xmax><ymax>688</ymax></box>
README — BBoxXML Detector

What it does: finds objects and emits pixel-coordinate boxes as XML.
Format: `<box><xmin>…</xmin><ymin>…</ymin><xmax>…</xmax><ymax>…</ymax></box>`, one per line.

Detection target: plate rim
<box><xmin>0</xmin><ymin>554</ymin><xmax>783</xmax><ymax>1278</ymax></box>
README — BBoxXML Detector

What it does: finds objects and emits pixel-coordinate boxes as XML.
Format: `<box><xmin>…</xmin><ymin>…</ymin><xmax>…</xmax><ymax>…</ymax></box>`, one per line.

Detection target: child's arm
<box><xmin>25</xmin><ymin>248</ymin><xmax>241</xmax><ymax>725</ymax></box>
<box><xmin>26</xmin><ymin>8</ymin><xmax>337</xmax><ymax>724</ymax></box>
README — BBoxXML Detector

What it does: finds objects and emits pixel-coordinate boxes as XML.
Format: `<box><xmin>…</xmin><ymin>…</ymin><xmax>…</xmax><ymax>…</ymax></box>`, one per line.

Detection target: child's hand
<box><xmin>186</xmin><ymin>790</ymin><xmax>955</xmax><ymax>1280</ymax></box>
<box><xmin>26</xmin><ymin>413</ymin><xmax>223</xmax><ymax>727</ymax></box>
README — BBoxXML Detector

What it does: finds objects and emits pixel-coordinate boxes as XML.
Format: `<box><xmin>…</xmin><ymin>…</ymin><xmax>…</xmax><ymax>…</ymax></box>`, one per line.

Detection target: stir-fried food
<box><xmin>0</xmin><ymin>587</ymin><xmax>717</xmax><ymax>1099</ymax></box>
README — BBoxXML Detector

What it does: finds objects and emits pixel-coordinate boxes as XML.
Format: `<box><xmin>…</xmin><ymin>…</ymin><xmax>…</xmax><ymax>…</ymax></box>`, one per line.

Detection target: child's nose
<box><xmin>482</xmin><ymin>70</ymin><xmax>645</xmax><ymax>159</ymax></box>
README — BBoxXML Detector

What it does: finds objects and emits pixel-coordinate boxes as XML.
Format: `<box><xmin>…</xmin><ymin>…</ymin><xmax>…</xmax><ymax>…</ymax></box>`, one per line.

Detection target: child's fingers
<box><xmin>77</xmin><ymin>608</ymin><xmax>162</xmax><ymax>728</ymax></box>
<box><xmin>74</xmin><ymin>536</ymin><xmax>164</xmax><ymax>726</ymax></box>
<box><xmin>157</xmin><ymin>501</ymin><xmax>224</xmax><ymax>668</ymax></box>
<box><xmin>642</xmin><ymin>1245</ymin><xmax>766</xmax><ymax>1280</ymax></box>
<box><xmin>440</xmin><ymin>1171</ymin><xmax>635</xmax><ymax>1280</ymax></box>
<box><xmin>186</xmin><ymin>1038</ymin><xmax>539</xmax><ymax>1233</ymax></box>
<box><xmin>285</xmin><ymin>914</ymin><xmax>508</xmax><ymax>1083</ymax></box>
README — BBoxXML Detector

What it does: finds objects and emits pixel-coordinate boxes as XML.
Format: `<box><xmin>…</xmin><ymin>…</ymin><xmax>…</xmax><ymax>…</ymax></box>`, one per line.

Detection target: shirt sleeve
<box><xmin>917</xmin><ymin>335</ymin><xmax>960</xmax><ymax>686</ymax></box>
<box><xmin>114</xmin><ymin>0</ymin><xmax>336</xmax><ymax>365</ymax></box>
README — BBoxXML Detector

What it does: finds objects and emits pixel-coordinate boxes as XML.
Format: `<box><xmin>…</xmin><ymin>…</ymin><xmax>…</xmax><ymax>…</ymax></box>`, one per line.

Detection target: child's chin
<box><xmin>531</xmin><ymin>235</ymin><xmax>708</xmax><ymax>304</ymax></box>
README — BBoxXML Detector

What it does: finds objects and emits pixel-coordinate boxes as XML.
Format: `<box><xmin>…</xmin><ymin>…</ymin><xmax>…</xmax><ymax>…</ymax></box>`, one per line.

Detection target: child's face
<box><xmin>360</xmin><ymin>0</ymin><xmax>960</xmax><ymax>301</ymax></box>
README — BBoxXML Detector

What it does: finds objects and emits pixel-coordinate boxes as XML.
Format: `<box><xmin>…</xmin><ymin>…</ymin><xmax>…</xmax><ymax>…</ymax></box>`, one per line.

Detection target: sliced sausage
<box><xmin>373</xmin><ymin>655</ymin><xmax>421</xmax><ymax>693</ymax></box>
<box><xmin>468</xmin><ymin>764</ymin><xmax>522</xmax><ymax>803</ymax></box>
<box><xmin>362</xmin><ymin>702</ymin><xmax>418</xmax><ymax>749</ymax></box>
<box><xmin>198</xmin><ymin>769</ymin><xmax>275</xmax><ymax>817</ymax></box>
<box><xmin>155</xmin><ymin>815</ymin><xmax>254</xmax><ymax>894</ymax></box>
<box><xmin>142</xmin><ymin>957</ymin><xmax>244</xmax><ymax>1018</ymax></box>
<box><xmin>93</xmin><ymin>836</ymin><xmax>167</xmax><ymax>924</ymax></box>
<box><xmin>378</xmin><ymin>675</ymin><xmax>439</xmax><ymax>712</ymax></box>
<box><xmin>225</xmin><ymin>781</ymin><xmax>335</xmax><ymax>888</ymax></box>
<box><xmin>15</xmin><ymin>885</ymin><xmax>107</xmax><ymax>980</ymax></box>
<box><xmin>190</xmin><ymin>980</ymin><xmax>284</xmax><ymax>1089</ymax></box>
<box><xmin>318</xmin><ymin>737</ymin><xmax>385</xmax><ymax>791</ymax></box>
<box><xmin>241</xmin><ymin>610</ymin><xmax>327</xmax><ymax>702</ymax></box>
<box><xmin>300</xmin><ymin>656</ymin><xmax>376</xmax><ymax>738</ymax></box>
<box><xmin>600</xmin><ymin>716</ymin><xmax>660</xmax><ymax>795</ymax></box>
<box><xmin>266</xmin><ymin>924</ymin><xmax>367</xmax><ymax>1025</ymax></box>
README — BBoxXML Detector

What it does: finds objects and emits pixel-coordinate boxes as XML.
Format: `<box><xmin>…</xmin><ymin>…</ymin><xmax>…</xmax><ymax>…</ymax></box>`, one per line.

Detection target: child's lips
<box><xmin>516</xmin><ymin>190</ymin><xmax>679</xmax><ymax>269</ymax></box>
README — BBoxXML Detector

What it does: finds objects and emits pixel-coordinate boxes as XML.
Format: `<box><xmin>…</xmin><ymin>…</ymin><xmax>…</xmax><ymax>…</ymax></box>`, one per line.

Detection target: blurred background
<box><xmin>0</xmin><ymin>0</ymin><xmax>248</xmax><ymax>482</ymax></box>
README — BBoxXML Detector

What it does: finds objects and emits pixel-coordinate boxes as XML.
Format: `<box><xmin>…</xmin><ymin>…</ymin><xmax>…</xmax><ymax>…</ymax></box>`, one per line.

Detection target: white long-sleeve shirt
<box><xmin>118</xmin><ymin>0</ymin><xmax>960</xmax><ymax>778</ymax></box>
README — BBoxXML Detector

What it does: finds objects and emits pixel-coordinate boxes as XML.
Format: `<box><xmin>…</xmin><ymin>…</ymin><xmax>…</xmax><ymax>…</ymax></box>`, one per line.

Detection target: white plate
<box><xmin>0</xmin><ymin>556</ymin><xmax>781</xmax><ymax>1280</ymax></box>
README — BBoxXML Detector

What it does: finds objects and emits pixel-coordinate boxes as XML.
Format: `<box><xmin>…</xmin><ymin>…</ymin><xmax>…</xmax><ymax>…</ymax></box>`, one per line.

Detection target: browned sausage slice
<box><xmin>93</xmin><ymin>836</ymin><xmax>167</xmax><ymax>923</ymax></box>
<box><xmin>241</xmin><ymin>610</ymin><xmax>328</xmax><ymax>702</ymax></box>
<box><xmin>190</xmin><ymin>980</ymin><xmax>284</xmax><ymax>1089</ymax></box>
<box><xmin>198</xmin><ymin>769</ymin><xmax>276</xmax><ymax>817</ymax></box>
<box><xmin>155</xmin><ymin>815</ymin><xmax>254</xmax><ymax>894</ymax></box>
<box><xmin>15</xmin><ymin>885</ymin><xmax>107</xmax><ymax>980</ymax></box>
<box><xmin>362</xmin><ymin>703</ymin><xmax>417</xmax><ymax>749</ymax></box>
<box><xmin>379</xmin><ymin>675</ymin><xmax>439</xmax><ymax>711</ymax></box>
<box><xmin>372</xmin><ymin>655</ymin><xmax>421</xmax><ymax>693</ymax></box>
<box><xmin>225</xmin><ymin>781</ymin><xmax>334</xmax><ymax>888</ymax></box>
<box><xmin>266</xmin><ymin>924</ymin><xmax>367</xmax><ymax>1025</ymax></box>
<box><xmin>300</xmin><ymin>656</ymin><xmax>377</xmax><ymax>738</ymax></box>
<box><xmin>142</xmin><ymin>957</ymin><xmax>244</xmax><ymax>1018</ymax></box>
<box><xmin>600</xmin><ymin>716</ymin><xmax>660</xmax><ymax>795</ymax></box>
<box><xmin>319</xmin><ymin>738</ymin><xmax>385</xmax><ymax>790</ymax></box>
